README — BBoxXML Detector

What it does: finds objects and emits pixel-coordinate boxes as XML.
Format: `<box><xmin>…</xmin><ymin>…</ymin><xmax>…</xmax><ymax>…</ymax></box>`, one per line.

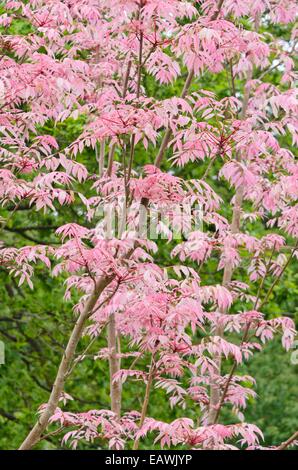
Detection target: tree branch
<box><xmin>18</xmin><ymin>275</ymin><xmax>113</xmax><ymax>450</ymax></box>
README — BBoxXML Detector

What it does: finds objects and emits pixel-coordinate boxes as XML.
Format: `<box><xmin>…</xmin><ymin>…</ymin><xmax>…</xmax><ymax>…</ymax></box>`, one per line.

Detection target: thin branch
<box><xmin>4</xmin><ymin>227</ymin><xmax>60</xmax><ymax>245</ymax></box>
<box><xmin>208</xmin><ymin>12</ymin><xmax>261</xmax><ymax>426</ymax></box>
<box><xmin>107</xmin><ymin>60</ymin><xmax>132</xmax><ymax>177</ymax></box>
<box><xmin>259</xmin><ymin>241</ymin><xmax>298</xmax><ymax>310</ymax></box>
<box><xmin>154</xmin><ymin>0</ymin><xmax>224</xmax><ymax>168</ymax></box>
<box><xmin>212</xmin><ymin>242</ymin><xmax>297</xmax><ymax>424</ymax></box>
<box><xmin>132</xmin><ymin>354</ymin><xmax>155</xmax><ymax>450</ymax></box>
<box><xmin>19</xmin><ymin>275</ymin><xmax>114</xmax><ymax>450</ymax></box>
<box><xmin>254</xmin><ymin>243</ymin><xmax>277</xmax><ymax>310</ymax></box>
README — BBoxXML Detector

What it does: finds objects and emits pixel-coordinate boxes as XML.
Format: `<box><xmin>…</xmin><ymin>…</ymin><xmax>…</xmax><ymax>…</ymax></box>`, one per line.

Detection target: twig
<box><xmin>277</xmin><ymin>430</ymin><xmax>298</xmax><ymax>450</ymax></box>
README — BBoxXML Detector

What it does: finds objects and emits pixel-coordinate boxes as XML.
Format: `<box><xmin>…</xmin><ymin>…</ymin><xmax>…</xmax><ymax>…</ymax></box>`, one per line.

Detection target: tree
<box><xmin>0</xmin><ymin>0</ymin><xmax>297</xmax><ymax>450</ymax></box>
